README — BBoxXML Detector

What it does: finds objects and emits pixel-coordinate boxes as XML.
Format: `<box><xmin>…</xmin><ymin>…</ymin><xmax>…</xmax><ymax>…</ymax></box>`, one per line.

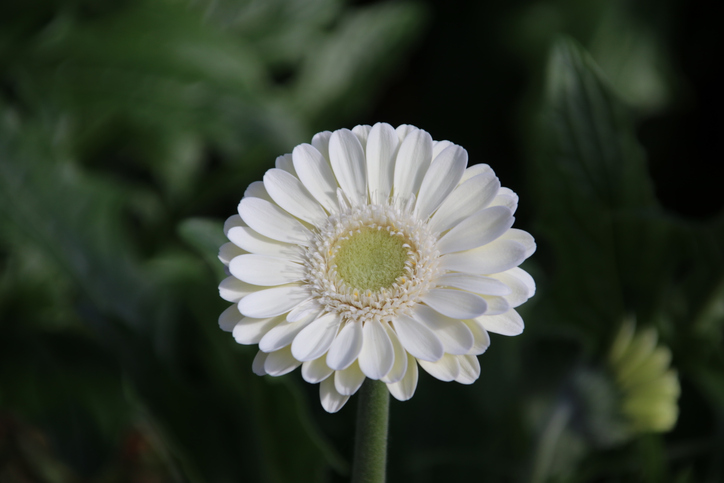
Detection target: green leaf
<box><xmin>675</xmin><ymin>215</ymin><xmax>724</xmax><ymax>340</ymax></box>
<box><xmin>178</xmin><ymin>217</ymin><xmax>228</xmax><ymax>280</ymax></box>
<box><xmin>292</xmin><ymin>1</ymin><xmax>427</xmax><ymax>123</ymax></box>
<box><xmin>0</xmin><ymin>112</ymin><xmax>154</xmax><ymax>330</ymax></box>
<box><xmin>588</xmin><ymin>5</ymin><xmax>673</xmax><ymax>113</ymax></box>
<box><xmin>0</xmin><ymin>113</ymin><xmax>343</xmax><ymax>483</ymax></box>
<box><xmin>531</xmin><ymin>38</ymin><xmax>675</xmax><ymax>343</ymax></box>
<box><xmin>0</xmin><ymin>330</ymin><xmax>130</xmax><ymax>479</ymax></box>
<box><xmin>251</xmin><ymin>378</ymin><xmax>349</xmax><ymax>481</ymax></box>
<box><xmin>4</xmin><ymin>0</ymin><xmax>296</xmax><ymax>159</ymax></box>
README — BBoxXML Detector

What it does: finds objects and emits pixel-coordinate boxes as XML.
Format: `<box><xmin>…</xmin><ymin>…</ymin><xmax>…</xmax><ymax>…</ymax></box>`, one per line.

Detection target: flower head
<box><xmin>608</xmin><ymin>320</ymin><xmax>680</xmax><ymax>433</ymax></box>
<box><xmin>219</xmin><ymin>123</ymin><xmax>536</xmax><ymax>412</ymax></box>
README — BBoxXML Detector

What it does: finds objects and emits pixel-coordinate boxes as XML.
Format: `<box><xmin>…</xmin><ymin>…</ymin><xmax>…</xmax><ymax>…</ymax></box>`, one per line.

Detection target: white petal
<box><xmin>421</xmin><ymin>289</ymin><xmax>487</xmax><ymax>320</ymax></box>
<box><xmin>326</xmin><ymin>320</ymin><xmax>363</xmax><ymax>371</ymax></box>
<box><xmin>418</xmin><ymin>354</ymin><xmax>460</xmax><ymax>382</ymax></box>
<box><xmin>436</xmin><ymin>206</ymin><xmax>514</xmax><ymax>254</ymax></box>
<box><xmin>328</xmin><ymin>129</ymin><xmax>367</xmax><ymax>205</ymax></box>
<box><xmin>455</xmin><ymin>355</ymin><xmax>481</xmax><ymax>384</ymax></box>
<box><xmin>334</xmin><ymin>362</ymin><xmax>366</xmax><ymax>396</ymax></box>
<box><xmin>358</xmin><ymin>320</ymin><xmax>395</xmax><ymax>380</ymax></box>
<box><xmin>480</xmin><ymin>295</ymin><xmax>510</xmax><ymax>315</ymax></box>
<box><xmin>258</xmin><ymin>315</ymin><xmax>316</xmax><ymax>353</ymax></box>
<box><xmin>219</xmin><ymin>276</ymin><xmax>262</xmax><ymax>302</ymax></box>
<box><xmin>462</xmin><ymin>319</ymin><xmax>491</xmax><ymax>355</ymax></box>
<box><xmin>395</xmin><ymin>124</ymin><xmax>417</xmax><ymax>140</ymax></box>
<box><xmin>227</xmin><ymin>226</ymin><xmax>299</xmax><ymax>259</ymax></box>
<box><xmin>352</xmin><ymin>124</ymin><xmax>371</xmax><ymax>146</ymax></box>
<box><xmin>219</xmin><ymin>304</ymin><xmax>242</xmax><ymax>332</ymax></box>
<box><xmin>320</xmin><ymin>376</ymin><xmax>349</xmax><ymax>413</ymax></box>
<box><xmin>392</xmin><ymin>315</ymin><xmax>444</xmax><ymax>362</ymax></box>
<box><xmin>244</xmin><ymin>181</ymin><xmax>272</xmax><ymax>202</ymax></box>
<box><xmin>311</xmin><ymin>130</ymin><xmax>332</xmax><ymax>158</ymax></box>
<box><xmin>263</xmin><ymin>168</ymin><xmax>328</xmax><ymax>224</ymax></box>
<box><xmin>491</xmin><ymin>268</ymin><xmax>536</xmax><ymax>307</ymax></box>
<box><xmin>460</xmin><ymin>163</ymin><xmax>494</xmax><ymax>183</ymax></box>
<box><xmin>428</xmin><ymin>172</ymin><xmax>501</xmax><ymax>234</ymax></box>
<box><xmin>498</xmin><ymin>229</ymin><xmax>536</xmax><ymax>258</ymax></box>
<box><xmin>238</xmin><ymin>197</ymin><xmax>311</xmax><ymax>245</ymax></box>
<box><xmin>229</xmin><ymin>254</ymin><xmax>304</xmax><ymax>286</ymax></box>
<box><xmin>380</xmin><ymin>324</ymin><xmax>408</xmax><ymax>384</ymax></box>
<box><xmin>366</xmin><ymin>122</ymin><xmax>399</xmax><ymax>203</ymax></box>
<box><xmin>393</xmin><ymin>129</ymin><xmax>433</xmax><ymax>200</ymax></box>
<box><xmin>286</xmin><ymin>299</ymin><xmax>322</xmax><ymax>322</ymax></box>
<box><xmin>233</xmin><ymin>315</ymin><xmax>285</xmax><ymax>344</ymax></box>
<box><xmin>414</xmin><ymin>145</ymin><xmax>467</xmax><ymax>219</ymax></box>
<box><xmin>291</xmin><ymin>312</ymin><xmax>342</xmax><ymax>361</ymax></box>
<box><xmin>490</xmin><ymin>187</ymin><xmax>519</xmax><ymax>214</ymax></box>
<box><xmin>432</xmin><ymin>140</ymin><xmax>454</xmax><ymax>159</ymax></box>
<box><xmin>439</xmin><ymin>239</ymin><xmax>528</xmax><ymax>275</ymax></box>
<box><xmin>302</xmin><ymin>356</ymin><xmax>334</xmax><ymax>383</ymax></box>
<box><xmin>275</xmin><ymin>153</ymin><xmax>296</xmax><ymax>175</ymax></box>
<box><xmin>264</xmin><ymin>346</ymin><xmax>301</xmax><ymax>376</ymax></box>
<box><xmin>435</xmin><ymin>273</ymin><xmax>511</xmax><ymax>296</ymax></box>
<box><xmin>219</xmin><ymin>242</ymin><xmax>245</xmax><ymax>265</ymax></box>
<box><xmin>474</xmin><ymin>309</ymin><xmax>525</xmax><ymax>336</ymax></box>
<box><xmin>238</xmin><ymin>284</ymin><xmax>309</xmax><ymax>318</ymax></box>
<box><xmin>292</xmin><ymin>144</ymin><xmax>339</xmax><ymax>213</ymax></box>
<box><xmin>252</xmin><ymin>350</ymin><xmax>268</xmax><ymax>375</ymax></box>
<box><xmin>224</xmin><ymin>214</ymin><xmax>243</xmax><ymax>235</ymax></box>
<box><xmin>511</xmin><ymin>266</ymin><xmax>536</xmax><ymax>292</ymax></box>
<box><xmin>411</xmin><ymin>304</ymin><xmax>474</xmax><ymax>355</ymax></box>
<box><xmin>386</xmin><ymin>354</ymin><xmax>418</xmax><ymax>401</ymax></box>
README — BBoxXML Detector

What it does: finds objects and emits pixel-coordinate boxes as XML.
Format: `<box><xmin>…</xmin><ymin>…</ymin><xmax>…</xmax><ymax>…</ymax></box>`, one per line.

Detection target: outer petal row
<box><xmin>329</xmin><ymin>129</ymin><xmax>367</xmax><ymax>206</ymax></box>
<box><xmin>428</xmin><ymin>170</ymin><xmax>500</xmax><ymax>233</ymax></box>
<box><xmin>366</xmin><ymin>122</ymin><xmax>398</xmax><ymax>203</ymax></box>
<box><xmin>436</xmin><ymin>206</ymin><xmax>514</xmax><ymax>254</ymax></box>
<box><xmin>238</xmin><ymin>284</ymin><xmax>310</xmax><ymax>318</ymax></box>
<box><xmin>238</xmin><ymin>197</ymin><xmax>310</xmax><ymax>245</ymax></box>
<box><xmin>263</xmin><ymin>168</ymin><xmax>328</xmax><ymax>225</ymax></box>
<box><xmin>393</xmin><ymin>129</ymin><xmax>433</xmax><ymax>201</ymax></box>
<box><xmin>238</xmin><ymin>123</ymin><xmax>486</xmax><ymax>234</ymax></box>
<box><xmin>229</xmin><ymin>254</ymin><xmax>304</xmax><ymax>286</ymax></box>
<box><xmin>358</xmin><ymin>320</ymin><xmax>395</xmax><ymax>380</ymax></box>
<box><xmin>227</xmin><ymin>225</ymin><xmax>299</xmax><ymax>260</ymax></box>
<box><xmin>292</xmin><ymin>143</ymin><xmax>339</xmax><ymax>213</ymax></box>
<box><xmin>414</xmin><ymin>144</ymin><xmax>467</xmax><ymax>220</ymax></box>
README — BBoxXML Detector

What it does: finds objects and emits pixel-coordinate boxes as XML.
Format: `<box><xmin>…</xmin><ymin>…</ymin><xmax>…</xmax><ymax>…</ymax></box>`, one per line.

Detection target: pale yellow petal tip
<box><xmin>609</xmin><ymin>320</ymin><xmax>680</xmax><ymax>434</ymax></box>
<box><xmin>609</xmin><ymin>316</ymin><xmax>636</xmax><ymax>365</ymax></box>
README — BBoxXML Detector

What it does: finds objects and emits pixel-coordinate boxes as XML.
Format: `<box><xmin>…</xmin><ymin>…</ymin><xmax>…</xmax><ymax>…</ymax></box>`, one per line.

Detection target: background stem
<box><xmin>530</xmin><ymin>400</ymin><xmax>573</xmax><ymax>483</ymax></box>
<box><xmin>351</xmin><ymin>379</ymin><xmax>390</xmax><ymax>483</ymax></box>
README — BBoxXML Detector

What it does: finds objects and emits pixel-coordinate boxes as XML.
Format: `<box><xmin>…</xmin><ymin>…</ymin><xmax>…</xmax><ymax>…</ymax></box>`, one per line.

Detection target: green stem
<box><xmin>351</xmin><ymin>379</ymin><xmax>390</xmax><ymax>483</ymax></box>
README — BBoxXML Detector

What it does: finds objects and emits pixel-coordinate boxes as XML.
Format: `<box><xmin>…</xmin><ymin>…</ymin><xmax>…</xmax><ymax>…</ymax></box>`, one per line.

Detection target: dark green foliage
<box><xmin>532</xmin><ymin>38</ymin><xmax>674</xmax><ymax>344</ymax></box>
<box><xmin>523</xmin><ymin>38</ymin><xmax>724</xmax><ymax>483</ymax></box>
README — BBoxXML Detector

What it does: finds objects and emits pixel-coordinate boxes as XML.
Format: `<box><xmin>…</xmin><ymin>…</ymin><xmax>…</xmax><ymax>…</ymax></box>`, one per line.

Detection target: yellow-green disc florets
<box><xmin>335</xmin><ymin>228</ymin><xmax>408</xmax><ymax>291</ymax></box>
<box><xmin>302</xmin><ymin>200</ymin><xmax>442</xmax><ymax>324</ymax></box>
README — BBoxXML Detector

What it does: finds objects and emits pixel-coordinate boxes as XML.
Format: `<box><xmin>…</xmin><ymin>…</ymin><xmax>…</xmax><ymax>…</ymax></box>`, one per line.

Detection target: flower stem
<box><xmin>351</xmin><ymin>379</ymin><xmax>390</xmax><ymax>483</ymax></box>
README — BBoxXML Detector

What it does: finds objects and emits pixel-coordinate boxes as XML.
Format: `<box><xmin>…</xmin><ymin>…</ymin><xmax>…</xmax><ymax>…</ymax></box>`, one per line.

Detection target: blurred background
<box><xmin>1</xmin><ymin>0</ymin><xmax>722</xmax><ymax>482</ymax></box>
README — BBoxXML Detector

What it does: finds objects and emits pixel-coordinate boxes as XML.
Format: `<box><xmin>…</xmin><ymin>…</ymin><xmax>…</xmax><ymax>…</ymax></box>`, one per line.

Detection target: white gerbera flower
<box><xmin>219</xmin><ymin>123</ymin><xmax>536</xmax><ymax>412</ymax></box>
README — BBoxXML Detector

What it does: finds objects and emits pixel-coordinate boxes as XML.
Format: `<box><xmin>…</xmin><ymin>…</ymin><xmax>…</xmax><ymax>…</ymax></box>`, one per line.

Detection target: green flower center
<box><xmin>334</xmin><ymin>228</ymin><xmax>409</xmax><ymax>291</ymax></box>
